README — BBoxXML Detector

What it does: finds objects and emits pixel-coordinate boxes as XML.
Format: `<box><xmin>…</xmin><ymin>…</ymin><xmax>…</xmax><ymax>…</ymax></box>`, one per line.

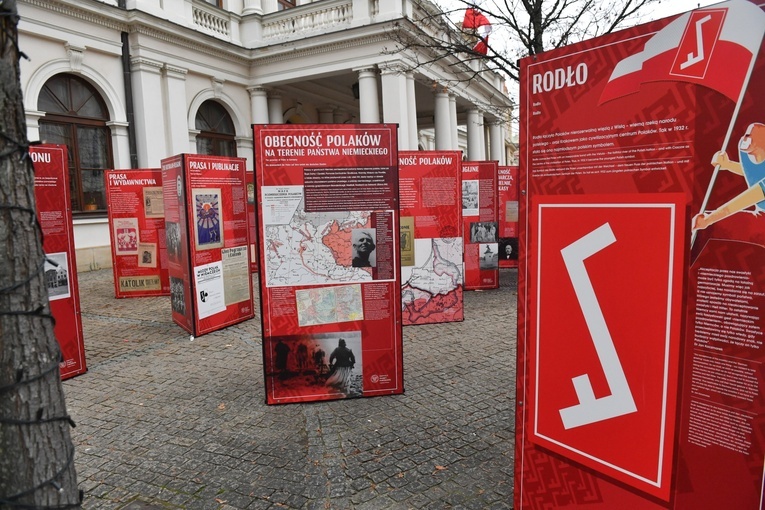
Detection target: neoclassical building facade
<box><xmin>18</xmin><ymin>0</ymin><xmax>513</xmax><ymax>270</ymax></box>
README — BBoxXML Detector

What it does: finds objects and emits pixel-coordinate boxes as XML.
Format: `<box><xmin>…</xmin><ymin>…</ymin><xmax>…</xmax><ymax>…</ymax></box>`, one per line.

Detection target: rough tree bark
<box><xmin>0</xmin><ymin>0</ymin><xmax>80</xmax><ymax>507</ymax></box>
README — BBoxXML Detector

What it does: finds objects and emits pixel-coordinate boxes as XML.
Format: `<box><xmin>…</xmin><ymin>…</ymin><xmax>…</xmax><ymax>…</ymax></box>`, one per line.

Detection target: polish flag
<box><xmin>599</xmin><ymin>0</ymin><xmax>765</xmax><ymax>105</ymax></box>
<box><xmin>463</xmin><ymin>6</ymin><xmax>492</xmax><ymax>55</ymax></box>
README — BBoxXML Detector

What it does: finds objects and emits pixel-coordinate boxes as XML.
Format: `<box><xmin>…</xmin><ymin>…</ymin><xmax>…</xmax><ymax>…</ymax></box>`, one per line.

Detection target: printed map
<box><xmin>296</xmin><ymin>284</ymin><xmax>364</xmax><ymax>326</ymax></box>
<box><xmin>401</xmin><ymin>238</ymin><xmax>464</xmax><ymax>325</ymax></box>
<box><xmin>263</xmin><ymin>187</ymin><xmax>374</xmax><ymax>287</ymax></box>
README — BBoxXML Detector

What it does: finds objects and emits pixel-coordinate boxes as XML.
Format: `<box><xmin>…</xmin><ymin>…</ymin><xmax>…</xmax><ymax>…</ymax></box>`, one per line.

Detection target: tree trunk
<box><xmin>0</xmin><ymin>1</ymin><xmax>80</xmax><ymax>507</ymax></box>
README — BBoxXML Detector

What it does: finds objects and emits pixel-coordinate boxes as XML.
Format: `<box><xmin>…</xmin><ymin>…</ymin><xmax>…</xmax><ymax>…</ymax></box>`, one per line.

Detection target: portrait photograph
<box><xmin>351</xmin><ymin>228</ymin><xmax>377</xmax><ymax>268</ymax></box>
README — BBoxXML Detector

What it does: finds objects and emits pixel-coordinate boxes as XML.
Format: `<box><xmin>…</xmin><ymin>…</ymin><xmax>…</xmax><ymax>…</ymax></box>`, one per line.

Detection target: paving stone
<box><xmin>64</xmin><ymin>269</ymin><xmax>518</xmax><ymax>509</ymax></box>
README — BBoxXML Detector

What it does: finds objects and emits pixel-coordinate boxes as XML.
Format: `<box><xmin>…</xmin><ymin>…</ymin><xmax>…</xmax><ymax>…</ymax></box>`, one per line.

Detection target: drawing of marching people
<box><xmin>267</xmin><ymin>332</ymin><xmax>362</xmax><ymax>397</ymax></box>
<box><xmin>313</xmin><ymin>344</ymin><xmax>327</xmax><ymax>383</ymax></box>
<box><xmin>296</xmin><ymin>342</ymin><xmax>309</xmax><ymax>373</ymax></box>
<box><xmin>274</xmin><ymin>338</ymin><xmax>291</xmax><ymax>378</ymax></box>
<box><xmin>325</xmin><ymin>336</ymin><xmax>362</xmax><ymax>397</ymax></box>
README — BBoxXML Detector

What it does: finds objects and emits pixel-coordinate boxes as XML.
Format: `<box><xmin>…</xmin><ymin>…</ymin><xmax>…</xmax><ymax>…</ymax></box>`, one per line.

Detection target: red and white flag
<box><xmin>463</xmin><ymin>5</ymin><xmax>492</xmax><ymax>55</ymax></box>
<box><xmin>599</xmin><ymin>0</ymin><xmax>765</xmax><ymax>104</ymax></box>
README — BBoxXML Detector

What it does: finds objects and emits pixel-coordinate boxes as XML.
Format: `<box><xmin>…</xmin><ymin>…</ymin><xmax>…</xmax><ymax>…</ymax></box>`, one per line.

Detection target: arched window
<box><xmin>195</xmin><ymin>100</ymin><xmax>237</xmax><ymax>156</ymax></box>
<box><xmin>38</xmin><ymin>74</ymin><xmax>113</xmax><ymax>214</ymax></box>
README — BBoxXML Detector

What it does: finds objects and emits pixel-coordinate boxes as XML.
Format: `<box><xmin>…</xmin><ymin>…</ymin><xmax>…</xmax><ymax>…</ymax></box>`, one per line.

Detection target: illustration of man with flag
<box><xmin>693</xmin><ymin>122</ymin><xmax>765</xmax><ymax>231</ymax></box>
<box><xmin>597</xmin><ymin>0</ymin><xmax>765</xmax><ymax>242</ymax></box>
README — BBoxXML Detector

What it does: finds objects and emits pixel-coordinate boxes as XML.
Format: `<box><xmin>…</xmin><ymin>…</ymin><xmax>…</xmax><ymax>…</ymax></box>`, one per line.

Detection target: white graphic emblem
<box><xmin>558</xmin><ymin>223</ymin><xmax>637</xmax><ymax>429</ymax></box>
<box><xmin>679</xmin><ymin>15</ymin><xmax>712</xmax><ymax>70</ymax></box>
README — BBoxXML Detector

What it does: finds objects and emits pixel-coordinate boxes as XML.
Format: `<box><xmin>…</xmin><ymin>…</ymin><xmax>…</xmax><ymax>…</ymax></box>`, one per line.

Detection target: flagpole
<box><xmin>690</xmin><ymin>51</ymin><xmax>759</xmax><ymax>248</ymax></box>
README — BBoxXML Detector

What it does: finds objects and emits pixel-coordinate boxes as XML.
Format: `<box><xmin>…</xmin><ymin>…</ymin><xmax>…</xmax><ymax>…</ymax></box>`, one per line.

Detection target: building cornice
<box><xmin>23</xmin><ymin>0</ymin><xmax>128</xmax><ymax>32</ymax></box>
<box><xmin>20</xmin><ymin>0</ymin><xmax>252</xmax><ymax>65</ymax></box>
<box><xmin>251</xmin><ymin>32</ymin><xmax>390</xmax><ymax>66</ymax></box>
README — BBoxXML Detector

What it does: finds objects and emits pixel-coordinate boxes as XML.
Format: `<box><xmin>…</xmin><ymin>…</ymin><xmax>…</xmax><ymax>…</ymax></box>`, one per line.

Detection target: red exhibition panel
<box><xmin>246</xmin><ymin>169</ymin><xmax>259</xmax><ymax>273</ymax></box>
<box><xmin>462</xmin><ymin>160</ymin><xmax>499</xmax><ymax>290</ymax></box>
<box><xmin>516</xmin><ymin>1</ymin><xmax>765</xmax><ymax>508</ymax></box>
<box><xmin>105</xmin><ymin>169</ymin><xmax>170</xmax><ymax>298</ymax></box>
<box><xmin>161</xmin><ymin>154</ymin><xmax>254</xmax><ymax>337</ymax></box>
<box><xmin>399</xmin><ymin>151</ymin><xmax>464</xmax><ymax>325</ymax></box>
<box><xmin>498</xmin><ymin>165</ymin><xmax>519</xmax><ymax>268</ymax></box>
<box><xmin>253</xmin><ymin>124</ymin><xmax>403</xmax><ymax>405</ymax></box>
<box><xmin>32</xmin><ymin>145</ymin><xmax>86</xmax><ymax>380</ymax></box>
<box><xmin>529</xmin><ymin>195</ymin><xmax>685</xmax><ymax>501</ymax></box>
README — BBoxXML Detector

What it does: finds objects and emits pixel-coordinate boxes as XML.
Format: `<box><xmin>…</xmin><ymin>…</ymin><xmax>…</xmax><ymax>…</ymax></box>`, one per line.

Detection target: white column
<box><xmin>434</xmin><ymin>88</ymin><xmax>452</xmax><ymax>150</ymax></box>
<box><xmin>268</xmin><ymin>92</ymin><xmax>283</xmax><ymax>124</ymax></box>
<box><xmin>356</xmin><ymin>67</ymin><xmax>380</xmax><ymax>124</ymax></box>
<box><xmin>248</xmin><ymin>86</ymin><xmax>270</xmax><ymax>124</ymax></box>
<box><xmin>106</xmin><ymin>121</ymin><xmax>131</xmax><ymax>170</ymax></box>
<box><xmin>188</xmin><ymin>129</ymin><xmax>200</xmax><ymax>153</ymax></box>
<box><xmin>424</xmin><ymin>133</ymin><xmax>435</xmax><ymax>150</ymax></box>
<box><xmin>261</xmin><ymin>0</ymin><xmax>278</xmax><ymax>14</ymax></box>
<box><xmin>334</xmin><ymin>108</ymin><xmax>350</xmax><ymax>123</ymax></box>
<box><xmin>449</xmin><ymin>95</ymin><xmax>458</xmax><ymax>150</ymax></box>
<box><xmin>164</xmin><ymin>64</ymin><xmax>189</xmax><ymax>157</ymax></box>
<box><xmin>243</xmin><ymin>0</ymin><xmax>263</xmax><ymax>15</ymax></box>
<box><xmin>318</xmin><ymin>106</ymin><xmax>335</xmax><ymax>123</ymax></box>
<box><xmin>381</xmin><ymin>66</ymin><xmax>409</xmax><ymax>149</ymax></box>
<box><xmin>131</xmin><ymin>57</ymin><xmax>166</xmax><ymax>167</ymax></box>
<box><xmin>489</xmin><ymin>120</ymin><xmax>505</xmax><ymax>165</ymax></box>
<box><xmin>479</xmin><ymin>114</ymin><xmax>486</xmax><ymax>160</ymax></box>
<box><xmin>25</xmin><ymin>110</ymin><xmax>45</xmax><ymax>143</ymax></box>
<box><xmin>466</xmin><ymin>108</ymin><xmax>484</xmax><ymax>161</ymax></box>
<box><xmin>406</xmin><ymin>73</ymin><xmax>418</xmax><ymax>150</ymax></box>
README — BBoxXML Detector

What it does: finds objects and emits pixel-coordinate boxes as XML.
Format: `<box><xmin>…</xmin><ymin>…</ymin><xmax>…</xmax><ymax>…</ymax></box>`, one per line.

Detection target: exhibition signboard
<box><xmin>161</xmin><ymin>154</ymin><xmax>254</xmax><ymax>337</ymax></box>
<box><xmin>462</xmin><ymin>160</ymin><xmax>499</xmax><ymax>290</ymax></box>
<box><xmin>105</xmin><ymin>169</ymin><xmax>170</xmax><ymax>298</ymax></box>
<box><xmin>253</xmin><ymin>124</ymin><xmax>403</xmax><ymax>405</ymax></box>
<box><xmin>399</xmin><ymin>150</ymin><xmax>464</xmax><ymax>325</ymax></box>
<box><xmin>498</xmin><ymin>165</ymin><xmax>519</xmax><ymax>268</ymax></box>
<box><xmin>515</xmin><ymin>1</ymin><xmax>765</xmax><ymax>508</ymax></box>
<box><xmin>31</xmin><ymin>145</ymin><xmax>86</xmax><ymax>379</ymax></box>
<box><xmin>246</xmin><ymin>170</ymin><xmax>259</xmax><ymax>272</ymax></box>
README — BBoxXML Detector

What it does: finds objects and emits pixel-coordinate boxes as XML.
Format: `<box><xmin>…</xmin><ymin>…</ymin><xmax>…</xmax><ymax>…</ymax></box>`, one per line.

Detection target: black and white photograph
<box><xmin>165</xmin><ymin>221</ymin><xmax>182</xmax><ymax>261</ymax></box>
<box><xmin>462</xmin><ymin>179</ymin><xmax>479</xmax><ymax>216</ymax></box>
<box><xmin>470</xmin><ymin>221</ymin><xmax>498</xmax><ymax>243</ymax></box>
<box><xmin>499</xmin><ymin>237</ymin><xmax>519</xmax><ymax>261</ymax></box>
<box><xmin>351</xmin><ymin>228</ymin><xmax>376</xmax><ymax>268</ymax></box>
<box><xmin>479</xmin><ymin>243</ymin><xmax>499</xmax><ymax>270</ymax></box>
<box><xmin>267</xmin><ymin>331</ymin><xmax>364</xmax><ymax>398</ymax></box>
<box><xmin>143</xmin><ymin>186</ymin><xmax>164</xmax><ymax>218</ymax></box>
<box><xmin>138</xmin><ymin>242</ymin><xmax>157</xmax><ymax>268</ymax></box>
<box><xmin>44</xmin><ymin>251</ymin><xmax>70</xmax><ymax>301</ymax></box>
<box><xmin>170</xmin><ymin>276</ymin><xmax>186</xmax><ymax>315</ymax></box>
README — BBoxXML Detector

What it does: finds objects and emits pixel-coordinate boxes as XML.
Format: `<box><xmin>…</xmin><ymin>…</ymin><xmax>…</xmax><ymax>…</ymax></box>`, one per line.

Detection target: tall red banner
<box><xmin>161</xmin><ymin>154</ymin><xmax>254</xmax><ymax>337</ymax></box>
<box><xmin>462</xmin><ymin>160</ymin><xmax>499</xmax><ymax>290</ymax></box>
<box><xmin>516</xmin><ymin>1</ymin><xmax>765</xmax><ymax>508</ymax></box>
<box><xmin>32</xmin><ymin>145</ymin><xmax>86</xmax><ymax>379</ymax></box>
<box><xmin>399</xmin><ymin>151</ymin><xmax>464</xmax><ymax>325</ymax></box>
<box><xmin>253</xmin><ymin>124</ymin><xmax>403</xmax><ymax>405</ymax></box>
<box><xmin>498</xmin><ymin>165</ymin><xmax>519</xmax><ymax>268</ymax></box>
<box><xmin>105</xmin><ymin>169</ymin><xmax>170</xmax><ymax>298</ymax></box>
<box><xmin>246</xmin><ymin>170</ymin><xmax>259</xmax><ymax>273</ymax></box>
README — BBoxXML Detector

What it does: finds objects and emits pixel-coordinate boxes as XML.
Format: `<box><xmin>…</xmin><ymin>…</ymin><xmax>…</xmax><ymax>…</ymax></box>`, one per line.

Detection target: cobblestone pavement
<box><xmin>64</xmin><ymin>269</ymin><xmax>518</xmax><ymax>510</ymax></box>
